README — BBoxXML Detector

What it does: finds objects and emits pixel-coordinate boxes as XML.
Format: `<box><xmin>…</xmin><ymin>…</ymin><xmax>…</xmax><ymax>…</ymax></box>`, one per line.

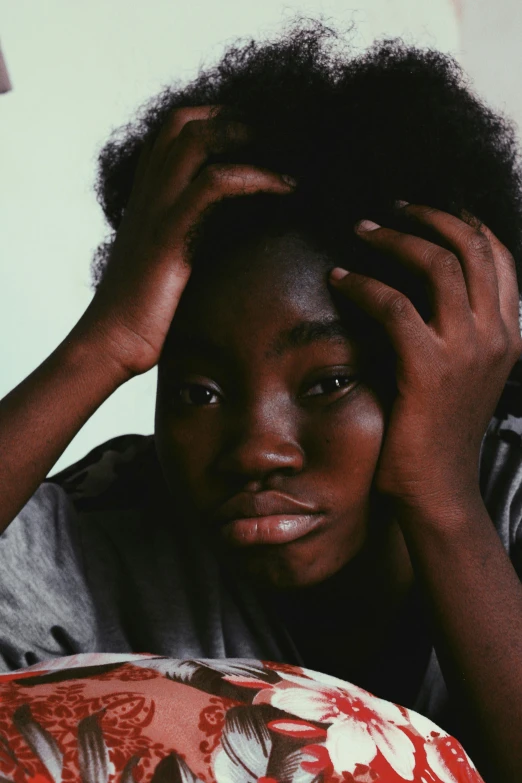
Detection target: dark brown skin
<box><xmin>154</xmin><ymin>230</ymin><xmax>425</xmax><ymax>703</ymax></box>
<box><xmin>340</xmin><ymin>210</ymin><xmax>522</xmax><ymax>516</ymax></box>
<box><xmin>326</xmin><ymin>211</ymin><xmax>522</xmax><ymax>782</ymax></box>
<box><xmin>154</xmin><ymin>200</ymin><xmax>522</xmax><ymax>782</ymax></box>
<box><xmin>1</xmin><ymin>106</ymin><xmax>522</xmax><ymax>779</ymax></box>
<box><xmin>155</xmin><ymin>233</ymin><xmax>395</xmax><ymax>588</ymax></box>
<box><xmin>0</xmin><ymin>106</ymin><xmax>294</xmax><ymax>532</ymax></box>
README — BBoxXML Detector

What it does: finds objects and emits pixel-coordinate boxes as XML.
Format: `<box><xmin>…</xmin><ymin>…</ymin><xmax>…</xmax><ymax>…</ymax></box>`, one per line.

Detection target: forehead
<box><xmin>170</xmin><ymin>233</ymin><xmax>345</xmax><ymax>346</ymax></box>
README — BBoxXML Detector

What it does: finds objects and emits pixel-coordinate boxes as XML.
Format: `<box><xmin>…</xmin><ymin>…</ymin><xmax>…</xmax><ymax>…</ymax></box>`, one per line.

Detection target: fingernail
<box><xmin>394</xmin><ymin>200</ymin><xmax>410</xmax><ymax>208</ymax></box>
<box><xmin>330</xmin><ymin>267</ymin><xmax>350</xmax><ymax>281</ymax></box>
<box><xmin>355</xmin><ymin>219</ymin><xmax>380</xmax><ymax>232</ymax></box>
<box><xmin>281</xmin><ymin>174</ymin><xmax>298</xmax><ymax>187</ymax></box>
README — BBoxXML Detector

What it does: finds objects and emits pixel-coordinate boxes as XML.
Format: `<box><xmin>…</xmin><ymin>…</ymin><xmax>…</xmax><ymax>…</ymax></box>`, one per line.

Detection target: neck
<box><xmin>259</xmin><ymin>516</ymin><xmax>415</xmax><ymax>634</ymax></box>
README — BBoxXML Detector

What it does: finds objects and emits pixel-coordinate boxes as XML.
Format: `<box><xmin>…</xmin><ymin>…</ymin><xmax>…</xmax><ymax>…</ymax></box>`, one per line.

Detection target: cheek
<box><xmin>154</xmin><ymin>385</ymin><xmax>386</xmax><ymax>504</ymax></box>
<box><xmin>311</xmin><ymin>388</ymin><xmax>385</xmax><ymax>485</ymax></box>
<box><xmin>154</xmin><ymin>410</ymin><xmax>216</xmax><ymax>492</ymax></box>
<box><xmin>154</xmin><ymin>387</ymin><xmax>216</xmax><ymax>495</ymax></box>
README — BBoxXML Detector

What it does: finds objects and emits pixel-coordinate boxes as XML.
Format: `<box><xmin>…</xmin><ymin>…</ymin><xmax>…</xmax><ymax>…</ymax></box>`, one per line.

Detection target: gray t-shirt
<box><xmin>1</xmin><ymin>360</ymin><xmax>522</xmax><ymax>742</ymax></box>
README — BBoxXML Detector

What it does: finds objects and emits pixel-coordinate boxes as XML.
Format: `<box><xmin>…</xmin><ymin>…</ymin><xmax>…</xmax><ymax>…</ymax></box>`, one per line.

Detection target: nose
<box><xmin>216</xmin><ymin>407</ymin><xmax>305</xmax><ymax>482</ymax></box>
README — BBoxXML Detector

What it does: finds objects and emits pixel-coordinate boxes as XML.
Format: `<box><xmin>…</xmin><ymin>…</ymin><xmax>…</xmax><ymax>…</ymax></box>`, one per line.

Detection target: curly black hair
<box><xmin>92</xmin><ymin>17</ymin><xmax>522</xmax><ymax>305</ymax></box>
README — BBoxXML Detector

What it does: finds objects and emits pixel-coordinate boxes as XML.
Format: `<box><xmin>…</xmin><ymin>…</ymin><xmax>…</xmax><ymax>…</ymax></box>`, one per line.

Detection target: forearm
<box><xmin>0</xmin><ymin>317</ymin><xmax>129</xmax><ymax>533</ymax></box>
<box><xmin>396</xmin><ymin>496</ymin><xmax>522</xmax><ymax>783</ymax></box>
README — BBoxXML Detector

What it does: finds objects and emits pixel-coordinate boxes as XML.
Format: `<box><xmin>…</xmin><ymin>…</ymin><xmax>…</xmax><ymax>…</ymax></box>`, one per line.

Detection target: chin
<box><xmin>225</xmin><ymin>546</ymin><xmax>353</xmax><ymax>591</ymax></box>
<box><xmin>212</xmin><ymin>516</ymin><xmax>369</xmax><ymax>591</ymax></box>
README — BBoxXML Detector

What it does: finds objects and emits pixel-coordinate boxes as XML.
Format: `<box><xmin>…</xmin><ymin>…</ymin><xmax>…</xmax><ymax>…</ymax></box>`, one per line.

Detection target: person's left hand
<box><xmin>329</xmin><ymin>203</ymin><xmax>522</xmax><ymax>521</ymax></box>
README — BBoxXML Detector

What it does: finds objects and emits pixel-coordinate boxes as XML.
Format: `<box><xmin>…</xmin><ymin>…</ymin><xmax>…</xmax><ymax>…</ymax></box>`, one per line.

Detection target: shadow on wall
<box><xmin>0</xmin><ymin>44</ymin><xmax>12</xmax><ymax>93</ymax></box>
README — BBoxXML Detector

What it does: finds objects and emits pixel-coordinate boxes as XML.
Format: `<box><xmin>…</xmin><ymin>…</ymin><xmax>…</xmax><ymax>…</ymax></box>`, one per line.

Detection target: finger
<box><xmin>471</xmin><ymin>219</ymin><xmax>522</xmax><ymax>344</ymax></box>
<box><xmin>155</xmin><ymin>118</ymin><xmax>255</xmax><ymax>206</ymax></box>
<box><xmin>126</xmin><ymin>137</ymin><xmax>155</xmax><ymax>210</ymax></box>
<box><xmin>354</xmin><ymin>221</ymin><xmax>472</xmax><ymax>337</ymax></box>
<box><xmin>160</xmin><ymin>163</ymin><xmax>296</xmax><ymax>259</ymax></box>
<box><xmin>396</xmin><ymin>204</ymin><xmax>501</xmax><ymax>323</ymax></box>
<box><xmin>329</xmin><ymin>268</ymin><xmax>431</xmax><ymax>367</ymax></box>
<box><xmin>150</xmin><ymin>104</ymin><xmax>223</xmax><ymax>168</ymax></box>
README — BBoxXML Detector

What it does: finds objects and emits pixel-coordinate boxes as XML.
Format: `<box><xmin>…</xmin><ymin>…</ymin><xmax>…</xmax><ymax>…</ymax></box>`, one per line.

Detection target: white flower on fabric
<box><xmin>405</xmin><ymin>708</ymin><xmax>479</xmax><ymax>783</ymax></box>
<box><xmin>252</xmin><ymin>668</ymin><xmax>416</xmax><ymax>780</ymax></box>
<box><xmin>225</xmin><ymin>665</ymin><xmax>484</xmax><ymax>783</ymax></box>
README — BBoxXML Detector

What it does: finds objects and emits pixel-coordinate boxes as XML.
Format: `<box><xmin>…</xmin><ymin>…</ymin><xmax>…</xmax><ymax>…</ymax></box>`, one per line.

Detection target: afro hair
<box><xmin>91</xmin><ymin>17</ymin><xmax>522</xmax><ymax>308</ymax></box>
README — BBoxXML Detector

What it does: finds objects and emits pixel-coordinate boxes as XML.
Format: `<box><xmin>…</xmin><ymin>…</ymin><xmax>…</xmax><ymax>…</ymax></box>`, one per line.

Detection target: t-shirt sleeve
<box><xmin>479</xmin><ymin>376</ymin><xmax>522</xmax><ymax>580</ymax></box>
<box><xmin>0</xmin><ymin>482</ymin><xmax>98</xmax><ymax>672</ymax></box>
<box><xmin>508</xmin><ymin>447</ymin><xmax>522</xmax><ymax>581</ymax></box>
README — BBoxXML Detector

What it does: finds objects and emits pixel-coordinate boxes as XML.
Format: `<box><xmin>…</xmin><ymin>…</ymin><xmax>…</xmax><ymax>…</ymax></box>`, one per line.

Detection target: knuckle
<box><xmin>501</xmin><ymin>246</ymin><xmax>516</xmax><ymax>265</ymax></box>
<box><xmin>200</xmin><ymin>163</ymin><xmax>229</xmax><ymax>188</ymax></box>
<box><xmin>403</xmin><ymin>204</ymin><xmax>437</xmax><ymax>220</ymax></box>
<box><xmin>499</xmin><ymin>246</ymin><xmax>517</xmax><ymax>274</ymax></box>
<box><xmin>418</xmin><ymin>245</ymin><xmax>435</xmax><ymax>271</ymax></box>
<box><xmin>202</xmin><ymin>163</ymin><xmax>257</xmax><ymax>193</ymax></box>
<box><xmin>415</xmin><ymin>205</ymin><xmax>438</xmax><ymax>219</ymax></box>
<box><xmin>507</xmin><ymin>328</ymin><xmax>522</xmax><ymax>358</ymax></box>
<box><xmin>222</xmin><ymin>120</ymin><xmax>253</xmax><ymax>144</ymax></box>
<box><xmin>511</xmin><ymin>337</ymin><xmax>522</xmax><ymax>362</ymax></box>
<box><xmin>165</xmin><ymin>109</ymin><xmax>199</xmax><ymax>139</ymax></box>
<box><xmin>464</xmin><ymin>229</ymin><xmax>491</xmax><ymax>257</ymax></box>
<box><xmin>488</xmin><ymin>329</ymin><xmax>510</xmax><ymax>359</ymax></box>
<box><xmin>178</xmin><ymin>118</ymin><xmax>205</xmax><ymax>143</ymax></box>
<box><xmin>173</xmin><ymin>106</ymin><xmax>203</xmax><ymax>125</ymax></box>
<box><xmin>433</xmin><ymin>249</ymin><xmax>461</xmax><ymax>276</ymax></box>
<box><xmin>380</xmin><ymin>292</ymin><xmax>411</xmax><ymax>318</ymax></box>
<box><xmin>173</xmin><ymin>107</ymin><xmax>195</xmax><ymax>120</ymax></box>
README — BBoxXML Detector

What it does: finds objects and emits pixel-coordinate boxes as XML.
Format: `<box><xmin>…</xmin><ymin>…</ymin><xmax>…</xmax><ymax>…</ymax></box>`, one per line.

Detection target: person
<box><xmin>0</xmin><ymin>19</ymin><xmax>522</xmax><ymax>781</ymax></box>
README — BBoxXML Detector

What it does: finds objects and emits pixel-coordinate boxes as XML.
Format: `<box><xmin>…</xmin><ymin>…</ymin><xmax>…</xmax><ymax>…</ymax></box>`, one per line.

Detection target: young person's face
<box><xmin>155</xmin><ymin>233</ymin><xmax>391</xmax><ymax>589</ymax></box>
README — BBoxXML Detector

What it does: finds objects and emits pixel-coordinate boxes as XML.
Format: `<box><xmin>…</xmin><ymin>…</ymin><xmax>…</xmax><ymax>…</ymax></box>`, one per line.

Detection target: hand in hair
<box><xmin>330</xmin><ymin>203</ymin><xmax>522</xmax><ymax>520</ymax></box>
<box><xmin>80</xmin><ymin>105</ymin><xmax>296</xmax><ymax>378</ymax></box>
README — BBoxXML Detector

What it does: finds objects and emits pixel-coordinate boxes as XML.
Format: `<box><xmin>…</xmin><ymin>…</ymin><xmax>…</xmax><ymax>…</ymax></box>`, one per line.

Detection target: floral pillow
<box><xmin>0</xmin><ymin>653</ymin><xmax>483</xmax><ymax>783</ymax></box>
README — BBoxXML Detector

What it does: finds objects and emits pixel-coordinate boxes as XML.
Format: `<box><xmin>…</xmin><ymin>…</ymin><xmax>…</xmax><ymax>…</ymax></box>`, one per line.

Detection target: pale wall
<box><xmin>460</xmin><ymin>0</ymin><xmax>522</xmax><ymax>133</ymax></box>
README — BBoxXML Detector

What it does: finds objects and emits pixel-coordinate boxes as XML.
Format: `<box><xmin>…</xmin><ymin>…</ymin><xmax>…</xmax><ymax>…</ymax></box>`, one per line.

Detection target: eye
<box><xmin>303</xmin><ymin>374</ymin><xmax>357</xmax><ymax>398</ymax></box>
<box><xmin>173</xmin><ymin>383</ymin><xmax>220</xmax><ymax>406</ymax></box>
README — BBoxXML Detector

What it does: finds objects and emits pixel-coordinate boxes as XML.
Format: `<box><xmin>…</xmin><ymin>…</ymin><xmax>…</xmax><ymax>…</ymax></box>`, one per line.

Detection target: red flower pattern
<box><xmin>0</xmin><ymin>654</ymin><xmax>485</xmax><ymax>783</ymax></box>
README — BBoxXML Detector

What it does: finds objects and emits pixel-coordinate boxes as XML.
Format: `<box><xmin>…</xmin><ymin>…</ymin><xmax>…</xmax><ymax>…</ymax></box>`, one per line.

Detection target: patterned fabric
<box><xmin>0</xmin><ymin>653</ymin><xmax>484</xmax><ymax>783</ymax></box>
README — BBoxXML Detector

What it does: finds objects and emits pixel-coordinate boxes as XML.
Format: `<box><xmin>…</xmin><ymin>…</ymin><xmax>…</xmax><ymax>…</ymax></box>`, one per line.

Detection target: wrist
<box><xmin>389</xmin><ymin>487</ymin><xmax>486</xmax><ymax>537</ymax></box>
<box><xmin>64</xmin><ymin>314</ymin><xmax>135</xmax><ymax>390</ymax></box>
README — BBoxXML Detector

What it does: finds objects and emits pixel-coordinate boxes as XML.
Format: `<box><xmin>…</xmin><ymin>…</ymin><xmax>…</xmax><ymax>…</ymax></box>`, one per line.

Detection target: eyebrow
<box><xmin>165</xmin><ymin>318</ymin><xmax>354</xmax><ymax>362</ymax></box>
<box><xmin>267</xmin><ymin>318</ymin><xmax>353</xmax><ymax>357</ymax></box>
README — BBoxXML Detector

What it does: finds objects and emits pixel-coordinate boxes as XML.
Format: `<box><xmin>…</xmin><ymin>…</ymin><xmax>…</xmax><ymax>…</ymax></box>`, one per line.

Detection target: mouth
<box><xmin>211</xmin><ymin>491</ymin><xmax>325</xmax><ymax>547</ymax></box>
<box><xmin>221</xmin><ymin>514</ymin><xmax>325</xmax><ymax>546</ymax></box>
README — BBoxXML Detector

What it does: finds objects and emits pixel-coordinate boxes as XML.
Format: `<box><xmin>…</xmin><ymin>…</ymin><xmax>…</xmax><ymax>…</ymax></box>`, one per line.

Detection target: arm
<box><xmin>0</xmin><ymin>323</ymin><xmax>127</xmax><ymax>534</ymax></box>
<box><xmin>396</xmin><ymin>495</ymin><xmax>522</xmax><ymax>783</ymax></box>
<box><xmin>330</xmin><ymin>202</ymin><xmax>522</xmax><ymax>782</ymax></box>
<box><xmin>0</xmin><ymin>105</ymin><xmax>295</xmax><ymax>535</ymax></box>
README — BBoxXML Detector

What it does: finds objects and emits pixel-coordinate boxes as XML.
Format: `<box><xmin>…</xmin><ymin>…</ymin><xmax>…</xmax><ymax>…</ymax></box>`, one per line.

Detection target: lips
<box><xmin>213</xmin><ymin>491</ymin><xmax>320</xmax><ymax>526</ymax></box>
<box><xmin>211</xmin><ymin>491</ymin><xmax>325</xmax><ymax>546</ymax></box>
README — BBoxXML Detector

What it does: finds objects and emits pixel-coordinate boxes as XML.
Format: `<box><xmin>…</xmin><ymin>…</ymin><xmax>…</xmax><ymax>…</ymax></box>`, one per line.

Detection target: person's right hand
<box><xmin>78</xmin><ymin>106</ymin><xmax>296</xmax><ymax>378</ymax></box>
